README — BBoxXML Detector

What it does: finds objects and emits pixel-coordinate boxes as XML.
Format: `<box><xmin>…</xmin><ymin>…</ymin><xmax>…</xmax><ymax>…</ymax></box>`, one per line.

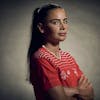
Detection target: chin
<box><xmin>59</xmin><ymin>37</ymin><xmax>66</xmax><ymax>41</ymax></box>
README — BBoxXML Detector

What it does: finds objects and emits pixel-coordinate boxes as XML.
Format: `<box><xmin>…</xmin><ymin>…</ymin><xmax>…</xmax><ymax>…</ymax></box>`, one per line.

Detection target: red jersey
<box><xmin>30</xmin><ymin>46</ymin><xmax>83</xmax><ymax>100</ymax></box>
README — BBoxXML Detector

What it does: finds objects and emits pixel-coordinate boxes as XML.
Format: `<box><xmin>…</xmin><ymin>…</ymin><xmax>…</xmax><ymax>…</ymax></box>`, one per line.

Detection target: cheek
<box><xmin>44</xmin><ymin>26</ymin><xmax>59</xmax><ymax>34</ymax></box>
<box><xmin>66</xmin><ymin>25</ymin><xmax>69</xmax><ymax>30</ymax></box>
<box><xmin>67</xmin><ymin>24</ymin><xmax>69</xmax><ymax>29</ymax></box>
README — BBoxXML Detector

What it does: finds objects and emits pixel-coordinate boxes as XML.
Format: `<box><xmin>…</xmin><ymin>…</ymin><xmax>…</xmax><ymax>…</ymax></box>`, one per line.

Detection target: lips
<box><xmin>59</xmin><ymin>32</ymin><xmax>66</xmax><ymax>36</ymax></box>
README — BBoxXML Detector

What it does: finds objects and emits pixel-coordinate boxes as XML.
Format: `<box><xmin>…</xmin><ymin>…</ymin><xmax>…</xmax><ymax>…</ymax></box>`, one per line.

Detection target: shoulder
<box><xmin>33</xmin><ymin>47</ymin><xmax>53</xmax><ymax>61</ymax></box>
<box><xmin>33</xmin><ymin>47</ymin><xmax>45</xmax><ymax>58</ymax></box>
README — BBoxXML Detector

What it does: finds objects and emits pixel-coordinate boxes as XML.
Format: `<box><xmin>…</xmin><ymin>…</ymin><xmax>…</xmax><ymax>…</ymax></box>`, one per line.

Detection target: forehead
<box><xmin>46</xmin><ymin>8</ymin><xmax>67</xmax><ymax>20</ymax></box>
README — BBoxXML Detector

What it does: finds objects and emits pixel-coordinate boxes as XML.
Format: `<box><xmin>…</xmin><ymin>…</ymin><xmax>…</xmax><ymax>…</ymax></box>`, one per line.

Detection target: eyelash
<box><xmin>51</xmin><ymin>20</ymin><xmax>68</xmax><ymax>25</ymax></box>
<box><xmin>52</xmin><ymin>21</ymin><xmax>60</xmax><ymax>25</ymax></box>
<box><xmin>63</xmin><ymin>20</ymin><xmax>68</xmax><ymax>24</ymax></box>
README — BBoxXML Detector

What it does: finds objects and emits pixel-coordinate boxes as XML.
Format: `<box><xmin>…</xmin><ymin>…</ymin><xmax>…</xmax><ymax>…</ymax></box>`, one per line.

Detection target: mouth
<box><xmin>59</xmin><ymin>32</ymin><xmax>67</xmax><ymax>36</ymax></box>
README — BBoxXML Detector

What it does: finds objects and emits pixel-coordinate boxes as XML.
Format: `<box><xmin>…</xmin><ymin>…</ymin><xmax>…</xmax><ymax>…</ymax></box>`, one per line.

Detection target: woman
<box><xmin>28</xmin><ymin>3</ymin><xmax>94</xmax><ymax>100</ymax></box>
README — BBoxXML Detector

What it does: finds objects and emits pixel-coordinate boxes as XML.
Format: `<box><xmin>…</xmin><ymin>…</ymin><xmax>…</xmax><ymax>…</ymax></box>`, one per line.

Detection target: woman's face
<box><xmin>40</xmin><ymin>8</ymin><xmax>68</xmax><ymax>44</ymax></box>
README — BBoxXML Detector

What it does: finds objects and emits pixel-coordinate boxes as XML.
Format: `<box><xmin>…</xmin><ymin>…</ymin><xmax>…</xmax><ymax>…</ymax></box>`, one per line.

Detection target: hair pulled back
<box><xmin>28</xmin><ymin>3</ymin><xmax>62</xmax><ymax>60</ymax></box>
<box><xmin>27</xmin><ymin>3</ymin><xmax>62</xmax><ymax>83</ymax></box>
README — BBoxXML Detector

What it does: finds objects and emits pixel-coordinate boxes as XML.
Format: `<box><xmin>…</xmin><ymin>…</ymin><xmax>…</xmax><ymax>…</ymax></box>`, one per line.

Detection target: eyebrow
<box><xmin>48</xmin><ymin>17</ymin><xmax>68</xmax><ymax>21</ymax></box>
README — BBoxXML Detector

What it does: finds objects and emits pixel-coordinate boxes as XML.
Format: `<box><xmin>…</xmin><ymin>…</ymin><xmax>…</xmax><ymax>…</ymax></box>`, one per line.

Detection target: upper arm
<box><xmin>35</xmin><ymin>58</ymin><xmax>62</xmax><ymax>91</ymax></box>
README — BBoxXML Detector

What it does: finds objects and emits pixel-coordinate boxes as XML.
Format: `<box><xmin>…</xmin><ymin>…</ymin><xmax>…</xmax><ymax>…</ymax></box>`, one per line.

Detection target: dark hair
<box><xmin>27</xmin><ymin>3</ymin><xmax>62</xmax><ymax>83</ymax></box>
<box><xmin>28</xmin><ymin>3</ymin><xmax>62</xmax><ymax>60</ymax></box>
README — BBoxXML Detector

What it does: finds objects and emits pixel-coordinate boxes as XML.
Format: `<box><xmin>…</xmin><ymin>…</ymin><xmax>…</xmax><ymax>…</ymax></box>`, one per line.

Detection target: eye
<box><xmin>63</xmin><ymin>19</ymin><xmax>68</xmax><ymax>24</ymax></box>
<box><xmin>51</xmin><ymin>20</ymin><xmax>60</xmax><ymax>25</ymax></box>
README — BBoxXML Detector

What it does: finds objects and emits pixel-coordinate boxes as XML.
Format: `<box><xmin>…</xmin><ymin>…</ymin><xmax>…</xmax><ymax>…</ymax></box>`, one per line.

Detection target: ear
<box><xmin>37</xmin><ymin>23</ymin><xmax>44</xmax><ymax>33</ymax></box>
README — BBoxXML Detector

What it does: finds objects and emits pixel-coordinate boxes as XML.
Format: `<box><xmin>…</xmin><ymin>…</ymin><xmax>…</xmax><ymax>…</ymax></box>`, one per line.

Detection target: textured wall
<box><xmin>0</xmin><ymin>0</ymin><xmax>100</xmax><ymax>100</ymax></box>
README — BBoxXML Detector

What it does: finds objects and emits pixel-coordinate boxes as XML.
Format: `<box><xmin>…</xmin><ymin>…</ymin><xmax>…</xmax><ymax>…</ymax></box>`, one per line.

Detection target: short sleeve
<box><xmin>34</xmin><ymin>58</ymin><xmax>62</xmax><ymax>91</ymax></box>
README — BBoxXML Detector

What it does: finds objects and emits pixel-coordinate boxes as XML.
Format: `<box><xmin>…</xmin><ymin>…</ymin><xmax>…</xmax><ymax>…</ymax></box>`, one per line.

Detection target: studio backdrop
<box><xmin>0</xmin><ymin>0</ymin><xmax>100</xmax><ymax>100</ymax></box>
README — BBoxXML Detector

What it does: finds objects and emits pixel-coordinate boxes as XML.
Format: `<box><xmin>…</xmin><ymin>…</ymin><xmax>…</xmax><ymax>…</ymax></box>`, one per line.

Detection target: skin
<box><xmin>38</xmin><ymin>8</ymin><xmax>94</xmax><ymax>100</ymax></box>
<box><xmin>38</xmin><ymin>8</ymin><xmax>68</xmax><ymax>55</ymax></box>
<box><xmin>44</xmin><ymin>8</ymin><xmax>68</xmax><ymax>44</ymax></box>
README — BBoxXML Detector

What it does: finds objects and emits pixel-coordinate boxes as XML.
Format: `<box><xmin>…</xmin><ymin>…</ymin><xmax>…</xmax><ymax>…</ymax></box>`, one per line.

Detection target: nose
<box><xmin>60</xmin><ymin>22</ymin><xmax>66</xmax><ymax>30</ymax></box>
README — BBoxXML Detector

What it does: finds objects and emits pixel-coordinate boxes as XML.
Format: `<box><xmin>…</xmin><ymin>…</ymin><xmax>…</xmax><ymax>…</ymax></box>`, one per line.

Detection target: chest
<box><xmin>49</xmin><ymin>56</ymin><xmax>82</xmax><ymax>87</ymax></box>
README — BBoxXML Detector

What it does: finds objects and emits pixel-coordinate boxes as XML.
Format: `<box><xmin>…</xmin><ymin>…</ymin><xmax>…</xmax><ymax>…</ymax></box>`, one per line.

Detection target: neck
<box><xmin>44</xmin><ymin>43</ymin><xmax>60</xmax><ymax>58</ymax></box>
<box><xmin>44</xmin><ymin>43</ymin><xmax>60</xmax><ymax>52</ymax></box>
